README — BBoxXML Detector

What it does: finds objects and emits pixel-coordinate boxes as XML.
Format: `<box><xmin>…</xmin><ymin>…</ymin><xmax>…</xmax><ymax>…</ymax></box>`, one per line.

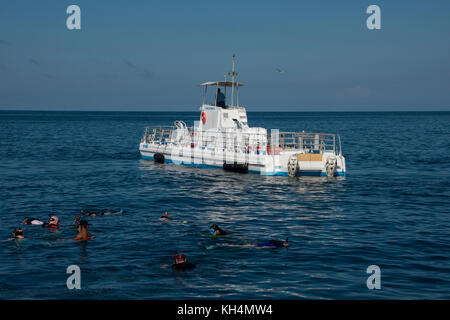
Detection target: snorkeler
<box><xmin>80</xmin><ymin>208</ymin><xmax>125</xmax><ymax>216</ymax></box>
<box><xmin>159</xmin><ymin>212</ymin><xmax>170</xmax><ymax>221</ymax></box>
<box><xmin>209</xmin><ymin>224</ymin><xmax>228</xmax><ymax>236</ymax></box>
<box><xmin>73</xmin><ymin>208</ymin><xmax>125</xmax><ymax>226</ymax></box>
<box><xmin>12</xmin><ymin>228</ymin><xmax>24</xmax><ymax>239</ymax></box>
<box><xmin>42</xmin><ymin>215</ymin><xmax>60</xmax><ymax>229</ymax></box>
<box><xmin>21</xmin><ymin>217</ymin><xmax>43</xmax><ymax>225</ymax></box>
<box><xmin>99</xmin><ymin>208</ymin><xmax>125</xmax><ymax>216</ymax></box>
<box><xmin>171</xmin><ymin>253</ymin><xmax>196</xmax><ymax>270</ymax></box>
<box><xmin>255</xmin><ymin>237</ymin><xmax>290</xmax><ymax>248</ymax></box>
<box><xmin>74</xmin><ymin>220</ymin><xmax>92</xmax><ymax>241</ymax></box>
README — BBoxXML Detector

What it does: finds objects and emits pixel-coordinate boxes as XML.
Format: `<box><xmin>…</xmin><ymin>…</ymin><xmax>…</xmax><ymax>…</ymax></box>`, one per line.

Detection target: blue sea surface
<box><xmin>0</xmin><ymin>111</ymin><xmax>449</xmax><ymax>299</ymax></box>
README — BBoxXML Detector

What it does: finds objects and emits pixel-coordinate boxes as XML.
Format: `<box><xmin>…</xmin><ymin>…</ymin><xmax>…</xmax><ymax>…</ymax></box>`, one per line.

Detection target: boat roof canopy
<box><xmin>200</xmin><ymin>81</ymin><xmax>244</xmax><ymax>87</ymax></box>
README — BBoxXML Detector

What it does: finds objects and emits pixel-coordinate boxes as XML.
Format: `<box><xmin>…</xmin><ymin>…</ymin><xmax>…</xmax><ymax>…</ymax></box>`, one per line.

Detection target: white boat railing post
<box><xmin>333</xmin><ymin>135</ymin><xmax>336</xmax><ymax>154</ymax></box>
<box><xmin>203</xmin><ymin>86</ymin><xmax>207</xmax><ymax>105</ymax></box>
<box><xmin>314</xmin><ymin>134</ymin><xmax>319</xmax><ymax>151</ymax></box>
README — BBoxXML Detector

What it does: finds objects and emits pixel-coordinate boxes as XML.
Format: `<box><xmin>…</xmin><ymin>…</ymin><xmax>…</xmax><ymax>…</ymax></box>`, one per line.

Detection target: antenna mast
<box><xmin>229</xmin><ymin>54</ymin><xmax>237</xmax><ymax>107</ymax></box>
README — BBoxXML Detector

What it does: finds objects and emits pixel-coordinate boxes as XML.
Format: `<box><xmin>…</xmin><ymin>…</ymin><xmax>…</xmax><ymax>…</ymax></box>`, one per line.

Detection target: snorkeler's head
<box><xmin>208</xmin><ymin>224</ymin><xmax>215</xmax><ymax>234</ymax></box>
<box><xmin>160</xmin><ymin>212</ymin><xmax>169</xmax><ymax>219</ymax></box>
<box><xmin>283</xmin><ymin>237</ymin><xmax>290</xmax><ymax>247</ymax></box>
<box><xmin>49</xmin><ymin>216</ymin><xmax>59</xmax><ymax>225</ymax></box>
<box><xmin>78</xmin><ymin>220</ymin><xmax>89</xmax><ymax>229</ymax></box>
<box><xmin>173</xmin><ymin>253</ymin><xmax>186</xmax><ymax>264</ymax></box>
<box><xmin>13</xmin><ymin>228</ymin><xmax>23</xmax><ymax>237</ymax></box>
<box><xmin>209</xmin><ymin>224</ymin><xmax>221</xmax><ymax>234</ymax></box>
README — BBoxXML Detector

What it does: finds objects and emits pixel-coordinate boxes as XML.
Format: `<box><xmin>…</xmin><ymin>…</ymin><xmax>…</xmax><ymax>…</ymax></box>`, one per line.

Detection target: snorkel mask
<box><xmin>173</xmin><ymin>252</ymin><xmax>186</xmax><ymax>264</ymax></box>
<box><xmin>49</xmin><ymin>215</ymin><xmax>59</xmax><ymax>225</ymax></box>
<box><xmin>209</xmin><ymin>224</ymin><xmax>218</xmax><ymax>234</ymax></box>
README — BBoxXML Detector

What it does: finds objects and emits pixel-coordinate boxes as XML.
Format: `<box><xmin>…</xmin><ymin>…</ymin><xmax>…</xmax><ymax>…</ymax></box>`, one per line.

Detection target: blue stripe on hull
<box><xmin>140</xmin><ymin>154</ymin><xmax>346</xmax><ymax>177</ymax></box>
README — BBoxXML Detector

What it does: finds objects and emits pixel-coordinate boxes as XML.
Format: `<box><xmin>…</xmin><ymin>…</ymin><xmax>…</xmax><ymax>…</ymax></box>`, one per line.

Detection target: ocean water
<box><xmin>0</xmin><ymin>111</ymin><xmax>449</xmax><ymax>299</ymax></box>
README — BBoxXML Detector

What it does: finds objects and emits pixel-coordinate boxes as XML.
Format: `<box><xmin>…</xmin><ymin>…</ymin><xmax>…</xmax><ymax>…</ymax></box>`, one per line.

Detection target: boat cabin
<box><xmin>199</xmin><ymin>81</ymin><xmax>249</xmax><ymax>131</ymax></box>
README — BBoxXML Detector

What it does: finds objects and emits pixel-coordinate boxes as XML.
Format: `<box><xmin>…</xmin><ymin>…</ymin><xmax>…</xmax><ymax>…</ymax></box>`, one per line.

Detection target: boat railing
<box><xmin>274</xmin><ymin>132</ymin><xmax>342</xmax><ymax>155</ymax></box>
<box><xmin>142</xmin><ymin>126</ymin><xmax>178</xmax><ymax>144</ymax></box>
<box><xmin>142</xmin><ymin>127</ymin><xmax>341</xmax><ymax>155</ymax></box>
<box><xmin>142</xmin><ymin>126</ymin><xmax>268</xmax><ymax>150</ymax></box>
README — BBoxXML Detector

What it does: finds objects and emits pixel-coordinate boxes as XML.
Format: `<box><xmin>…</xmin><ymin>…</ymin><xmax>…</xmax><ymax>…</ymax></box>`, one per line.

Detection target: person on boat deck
<box><xmin>216</xmin><ymin>88</ymin><xmax>225</xmax><ymax>107</ymax></box>
<box><xmin>74</xmin><ymin>220</ymin><xmax>92</xmax><ymax>241</ymax></box>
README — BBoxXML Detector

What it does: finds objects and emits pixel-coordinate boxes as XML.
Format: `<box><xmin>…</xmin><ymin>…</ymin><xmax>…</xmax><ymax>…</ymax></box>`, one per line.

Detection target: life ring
<box><xmin>201</xmin><ymin>112</ymin><xmax>206</xmax><ymax>124</ymax></box>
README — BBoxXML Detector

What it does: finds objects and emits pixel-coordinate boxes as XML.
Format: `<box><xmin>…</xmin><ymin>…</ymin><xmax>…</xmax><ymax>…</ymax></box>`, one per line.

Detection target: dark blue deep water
<box><xmin>0</xmin><ymin>111</ymin><xmax>449</xmax><ymax>299</ymax></box>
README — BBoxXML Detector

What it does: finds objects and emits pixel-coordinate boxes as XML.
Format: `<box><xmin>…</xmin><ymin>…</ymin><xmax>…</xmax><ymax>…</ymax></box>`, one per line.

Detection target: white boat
<box><xmin>139</xmin><ymin>56</ymin><xmax>346</xmax><ymax>177</ymax></box>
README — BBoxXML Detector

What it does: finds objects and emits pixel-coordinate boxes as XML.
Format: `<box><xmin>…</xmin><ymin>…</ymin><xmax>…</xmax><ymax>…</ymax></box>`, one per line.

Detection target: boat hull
<box><xmin>139</xmin><ymin>143</ymin><xmax>346</xmax><ymax>177</ymax></box>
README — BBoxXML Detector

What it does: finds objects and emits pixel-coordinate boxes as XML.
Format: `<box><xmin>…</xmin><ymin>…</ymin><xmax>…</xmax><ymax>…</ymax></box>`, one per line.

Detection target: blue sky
<box><xmin>0</xmin><ymin>0</ymin><xmax>449</xmax><ymax>111</ymax></box>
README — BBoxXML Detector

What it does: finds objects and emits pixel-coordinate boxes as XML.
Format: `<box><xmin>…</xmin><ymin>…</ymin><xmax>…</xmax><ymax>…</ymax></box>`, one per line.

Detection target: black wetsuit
<box><xmin>83</xmin><ymin>209</ymin><xmax>125</xmax><ymax>216</ymax></box>
<box><xmin>256</xmin><ymin>240</ymin><xmax>285</xmax><ymax>248</ymax></box>
<box><xmin>215</xmin><ymin>229</ymin><xmax>227</xmax><ymax>235</ymax></box>
<box><xmin>172</xmin><ymin>262</ymin><xmax>196</xmax><ymax>270</ymax></box>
